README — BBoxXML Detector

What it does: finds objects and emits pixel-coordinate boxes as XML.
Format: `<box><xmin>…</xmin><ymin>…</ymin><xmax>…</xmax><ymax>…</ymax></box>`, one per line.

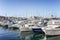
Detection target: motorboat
<box><xmin>28</xmin><ymin>21</ymin><xmax>45</xmax><ymax>33</ymax></box>
<box><xmin>41</xmin><ymin>20</ymin><xmax>60</xmax><ymax>36</ymax></box>
<box><xmin>29</xmin><ymin>26</ymin><xmax>44</xmax><ymax>33</ymax></box>
<box><xmin>20</xmin><ymin>20</ymin><xmax>45</xmax><ymax>32</ymax></box>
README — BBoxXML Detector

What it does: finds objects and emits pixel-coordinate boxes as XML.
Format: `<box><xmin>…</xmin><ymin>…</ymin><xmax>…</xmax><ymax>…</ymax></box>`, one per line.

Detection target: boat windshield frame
<box><xmin>47</xmin><ymin>20</ymin><xmax>60</xmax><ymax>25</ymax></box>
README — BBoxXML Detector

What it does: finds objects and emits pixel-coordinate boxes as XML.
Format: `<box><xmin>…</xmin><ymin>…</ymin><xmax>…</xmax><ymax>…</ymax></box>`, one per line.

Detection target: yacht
<box><xmin>28</xmin><ymin>21</ymin><xmax>45</xmax><ymax>33</ymax></box>
<box><xmin>41</xmin><ymin>20</ymin><xmax>60</xmax><ymax>36</ymax></box>
<box><xmin>20</xmin><ymin>20</ymin><xmax>45</xmax><ymax>32</ymax></box>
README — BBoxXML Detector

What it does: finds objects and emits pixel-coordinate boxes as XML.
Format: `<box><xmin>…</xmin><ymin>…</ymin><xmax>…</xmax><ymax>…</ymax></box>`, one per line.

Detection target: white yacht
<box><xmin>20</xmin><ymin>20</ymin><xmax>45</xmax><ymax>32</ymax></box>
<box><xmin>41</xmin><ymin>20</ymin><xmax>60</xmax><ymax>36</ymax></box>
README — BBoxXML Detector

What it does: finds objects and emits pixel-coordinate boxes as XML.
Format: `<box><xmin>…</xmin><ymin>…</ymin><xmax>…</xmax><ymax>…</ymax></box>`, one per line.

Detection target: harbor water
<box><xmin>0</xmin><ymin>27</ymin><xmax>60</xmax><ymax>40</ymax></box>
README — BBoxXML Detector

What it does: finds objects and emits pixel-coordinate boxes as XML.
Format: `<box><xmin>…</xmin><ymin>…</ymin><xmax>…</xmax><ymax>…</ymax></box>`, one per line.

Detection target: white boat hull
<box><xmin>20</xmin><ymin>27</ymin><xmax>42</xmax><ymax>32</ymax></box>
<box><xmin>42</xmin><ymin>28</ymin><xmax>60</xmax><ymax>36</ymax></box>
<box><xmin>46</xmin><ymin>29</ymin><xmax>60</xmax><ymax>36</ymax></box>
<box><xmin>20</xmin><ymin>28</ymin><xmax>31</xmax><ymax>32</ymax></box>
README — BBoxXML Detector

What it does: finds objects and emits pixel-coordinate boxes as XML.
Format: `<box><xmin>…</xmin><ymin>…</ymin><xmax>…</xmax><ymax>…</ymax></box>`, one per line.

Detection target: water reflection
<box><xmin>0</xmin><ymin>28</ymin><xmax>20</xmax><ymax>40</ymax></box>
<box><xmin>0</xmin><ymin>27</ymin><xmax>46</xmax><ymax>40</ymax></box>
<box><xmin>20</xmin><ymin>32</ymin><xmax>46</xmax><ymax>40</ymax></box>
<box><xmin>30</xmin><ymin>33</ymin><xmax>46</xmax><ymax>40</ymax></box>
<box><xmin>1</xmin><ymin>27</ymin><xmax>60</xmax><ymax>40</ymax></box>
<box><xmin>47</xmin><ymin>36</ymin><xmax>60</xmax><ymax>40</ymax></box>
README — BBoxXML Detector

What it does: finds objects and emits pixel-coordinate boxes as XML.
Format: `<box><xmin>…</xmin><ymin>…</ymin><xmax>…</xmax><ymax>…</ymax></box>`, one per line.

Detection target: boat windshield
<box><xmin>47</xmin><ymin>20</ymin><xmax>60</xmax><ymax>25</ymax></box>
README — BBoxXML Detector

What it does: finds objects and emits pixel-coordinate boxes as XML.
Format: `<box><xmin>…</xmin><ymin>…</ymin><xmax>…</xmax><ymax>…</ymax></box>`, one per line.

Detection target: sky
<box><xmin>0</xmin><ymin>0</ymin><xmax>60</xmax><ymax>17</ymax></box>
